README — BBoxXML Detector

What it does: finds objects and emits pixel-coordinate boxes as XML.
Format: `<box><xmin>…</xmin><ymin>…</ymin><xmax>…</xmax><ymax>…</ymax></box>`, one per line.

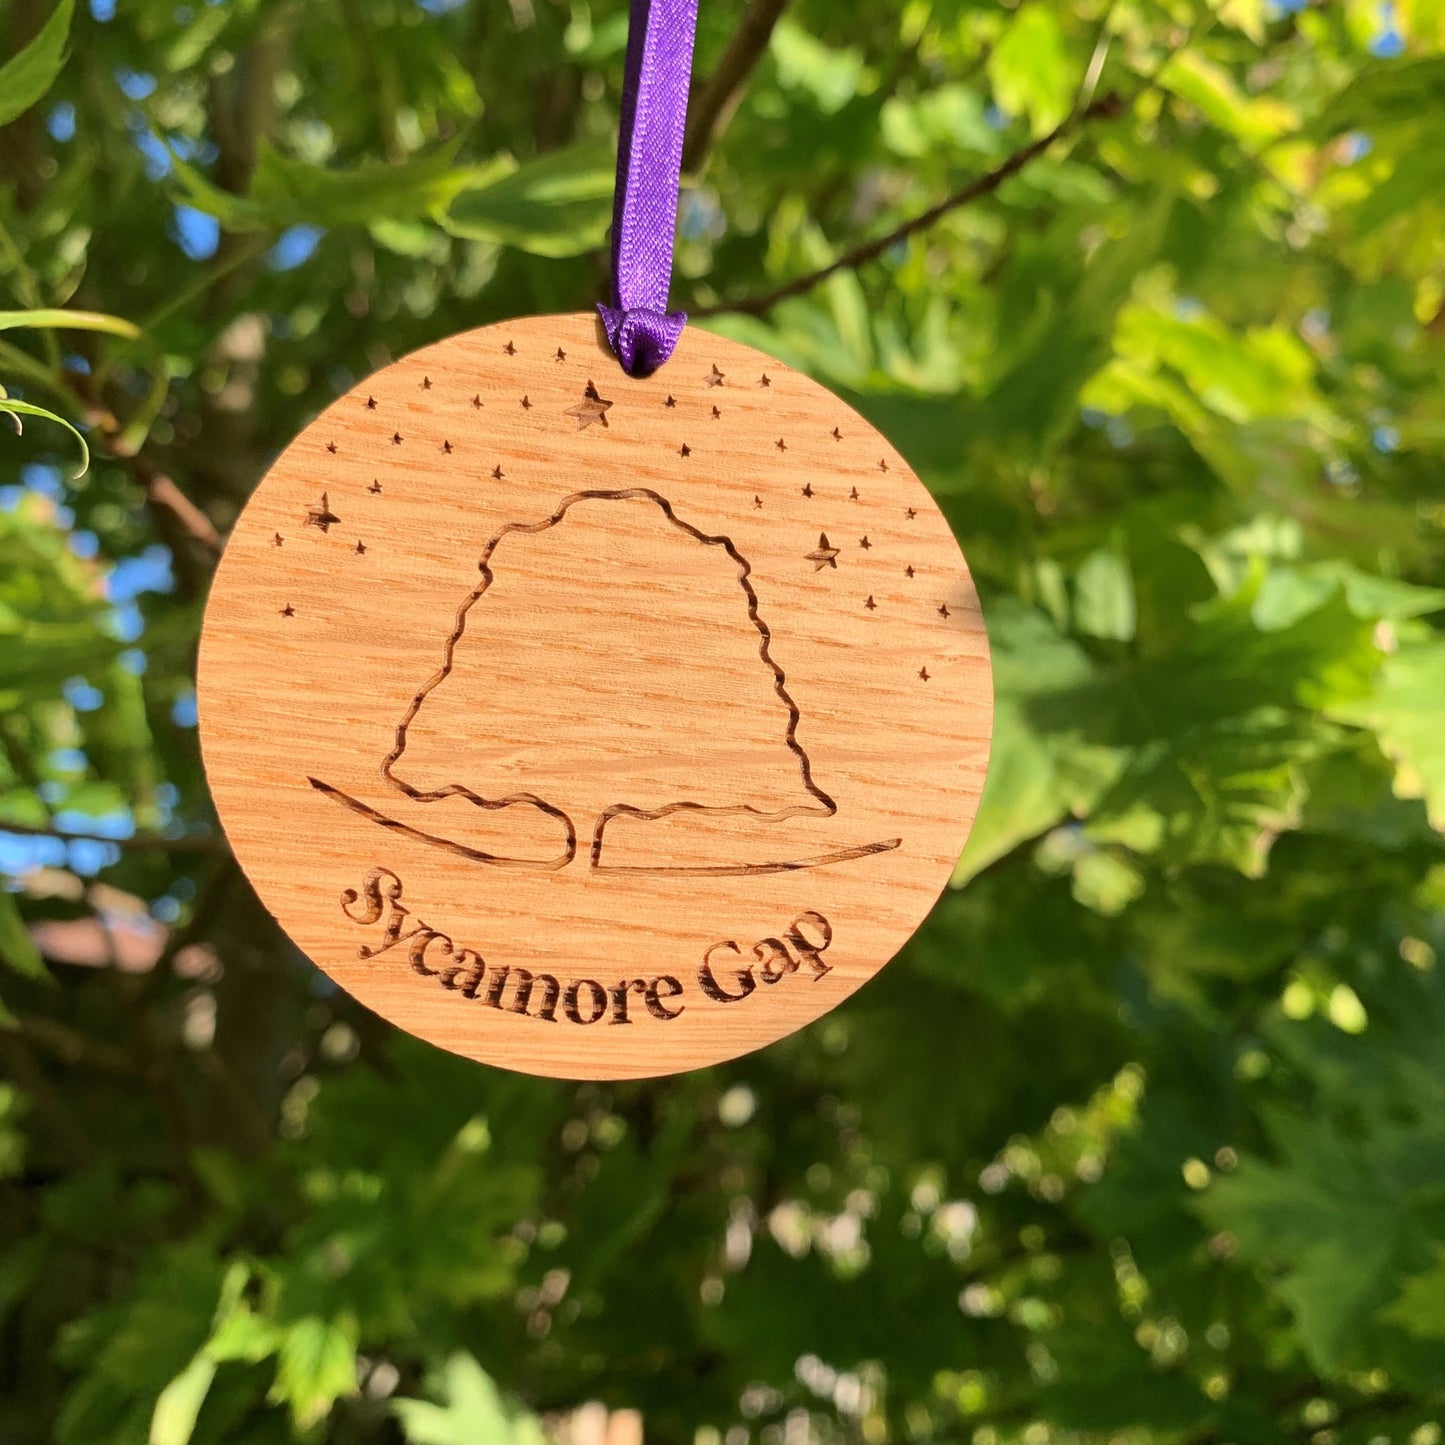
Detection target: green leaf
<box><xmin>0</xmin><ymin>397</ymin><xmax>88</xmax><ymax>477</ymax></box>
<box><xmin>56</xmin><ymin>1243</ymin><xmax>225</xmax><ymax>1445</ymax></box>
<box><xmin>1212</xmin><ymin>0</ymin><xmax>1269</xmax><ymax>44</ymax></box>
<box><xmin>268</xmin><ymin>1316</ymin><xmax>358</xmax><ymax>1430</ymax></box>
<box><xmin>202</xmin><ymin>1263</ymin><xmax>280</xmax><ymax>1365</ymax></box>
<box><xmin>393</xmin><ymin>1354</ymin><xmax>548</xmax><ymax>1445</ymax></box>
<box><xmin>148</xmin><ymin>1354</ymin><xmax>215</xmax><ymax>1445</ymax></box>
<box><xmin>1073</xmin><ymin>549</ymin><xmax>1137</xmax><ymax>641</ymax></box>
<box><xmin>249</xmin><ymin>139</ymin><xmax>468</xmax><ymax>229</ymax></box>
<box><xmin>204</xmin><ymin>1305</ymin><xmax>279</xmax><ymax>1363</ymax></box>
<box><xmin>769</xmin><ymin>20</ymin><xmax>873</xmax><ymax>115</ymax></box>
<box><xmin>169</xmin><ymin>140</ymin><xmax>470</xmax><ymax>234</ymax></box>
<box><xmin>1200</xmin><ymin>1066</ymin><xmax>1445</xmax><ymax>1377</ymax></box>
<box><xmin>1382</xmin><ymin>1251</ymin><xmax>1445</xmax><ymax>1339</ymax></box>
<box><xmin>0</xmin><ymin>0</ymin><xmax>73</xmax><ymax>128</ymax></box>
<box><xmin>1088</xmin><ymin>305</ymin><xmax>1327</xmax><ymax>489</ymax></box>
<box><xmin>444</xmin><ymin>139</ymin><xmax>616</xmax><ymax>258</ymax></box>
<box><xmin>1086</xmin><ymin>708</ymin><xmax>1338</xmax><ymax>875</ymax></box>
<box><xmin>988</xmin><ymin>7</ymin><xmax>1073</xmax><ymax>137</ymax></box>
<box><xmin>959</xmin><ymin>193</ymin><xmax>1176</xmax><ymax>469</ymax></box>
<box><xmin>368</xmin><ymin>217</ymin><xmax>447</xmax><ymax>258</ymax></box>
<box><xmin>1251</xmin><ymin>562</ymin><xmax>1445</xmax><ymax>631</ymax></box>
<box><xmin>1329</xmin><ymin>643</ymin><xmax>1445</xmax><ymax>831</ymax></box>
<box><xmin>952</xmin><ymin>601</ymin><xmax>1123</xmax><ymax>883</ymax></box>
<box><xmin>0</xmin><ymin>309</ymin><xmax>141</xmax><ymax>340</ymax></box>
<box><xmin>1159</xmin><ymin>49</ymin><xmax>1297</xmax><ymax>148</ymax></box>
<box><xmin>0</xmin><ymin>891</ymin><xmax>46</xmax><ymax>983</ymax></box>
<box><xmin>165</xmin><ymin>146</ymin><xmax>270</xmax><ymax>233</ymax></box>
<box><xmin>881</xmin><ymin>85</ymin><xmax>999</xmax><ymax>160</ymax></box>
<box><xmin>1073</xmin><ymin>848</ymin><xmax>1146</xmax><ymax>915</ymax></box>
<box><xmin>1017</xmin><ymin>571</ymin><xmax>1381</xmax><ymax>874</ymax></box>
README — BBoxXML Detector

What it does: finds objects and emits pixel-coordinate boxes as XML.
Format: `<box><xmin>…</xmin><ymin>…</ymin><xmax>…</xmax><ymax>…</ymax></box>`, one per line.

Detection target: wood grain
<box><xmin>197</xmin><ymin>314</ymin><xmax>992</xmax><ymax>1079</ymax></box>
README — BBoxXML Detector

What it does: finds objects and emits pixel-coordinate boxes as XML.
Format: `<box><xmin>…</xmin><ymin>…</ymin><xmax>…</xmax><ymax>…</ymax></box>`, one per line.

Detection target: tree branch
<box><xmin>126</xmin><ymin>453</ymin><xmax>224</xmax><ymax>560</ymax></box>
<box><xmin>681</xmin><ymin>0</ymin><xmax>791</xmax><ymax>175</ymax></box>
<box><xmin>691</xmin><ymin>89</ymin><xmax>1128</xmax><ymax>319</ymax></box>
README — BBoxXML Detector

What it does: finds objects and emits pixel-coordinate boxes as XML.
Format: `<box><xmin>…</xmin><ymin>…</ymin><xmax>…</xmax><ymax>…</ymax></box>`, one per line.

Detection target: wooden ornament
<box><xmin>197</xmin><ymin>314</ymin><xmax>992</xmax><ymax>1080</ymax></box>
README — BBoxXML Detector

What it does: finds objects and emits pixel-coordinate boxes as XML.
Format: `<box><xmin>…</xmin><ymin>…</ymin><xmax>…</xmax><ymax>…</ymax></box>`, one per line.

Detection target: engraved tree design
<box><xmin>381</xmin><ymin>489</ymin><xmax>835</xmax><ymax>869</ymax></box>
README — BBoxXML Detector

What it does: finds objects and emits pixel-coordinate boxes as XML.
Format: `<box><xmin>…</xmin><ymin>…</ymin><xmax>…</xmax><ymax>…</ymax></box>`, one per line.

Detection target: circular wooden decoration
<box><xmin>198</xmin><ymin>314</ymin><xmax>992</xmax><ymax>1079</ymax></box>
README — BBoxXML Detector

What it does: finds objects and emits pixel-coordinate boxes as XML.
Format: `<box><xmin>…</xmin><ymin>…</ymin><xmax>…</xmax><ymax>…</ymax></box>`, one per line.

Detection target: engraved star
<box><xmin>776</xmin><ymin>438</ymin><xmax>787</xmax><ymax>451</ymax></box>
<box><xmin>281</xmin><ymin>604</ymin><xmax>295</xmax><ymax>617</ymax></box>
<box><xmin>272</xmin><ymin>533</ymin><xmax>283</xmax><ymax>547</ymax></box>
<box><xmin>392</xmin><ymin>431</ymin><xmax>403</xmax><ymax>445</ymax></box>
<box><xmin>865</xmin><ymin>595</ymin><xmax>877</xmax><ymax>610</ymax></box>
<box><xmin>492</xmin><ymin>465</ymin><xmax>505</xmax><ymax>480</ymax></box>
<box><xmin>471</xmin><ymin>394</ymin><xmax>483</xmax><ymax>409</ymax></box>
<box><xmin>711</xmin><ymin>406</ymin><xmax>721</xmax><ymax>419</ymax></box>
<box><xmin>807</xmin><ymin>533</ymin><xmax>840</xmax><ymax>570</ymax></box>
<box><xmin>679</xmin><ymin>443</ymin><xmax>692</xmax><ymax>457</ymax></box>
<box><xmin>442</xmin><ymin>439</ymin><xmax>453</xmax><ymax>454</ymax></box>
<box><xmin>705</xmin><ymin>364</ymin><xmax>725</xmax><ymax>387</ymax></box>
<box><xmin>939</xmin><ymin>603</ymin><xmax>951</xmax><ymax>618</ymax></box>
<box><xmin>859</xmin><ymin>536</ymin><xmax>871</xmax><ymax>550</ymax></box>
<box><xmin>365</xmin><ymin>396</ymin><xmax>377</xmax><ymax>409</ymax></box>
<box><xmin>565</xmin><ymin>380</ymin><xmax>613</xmax><ymax>430</ymax></box>
<box><xmin>504</xmin><ymin>341</ymin><xmax>516</xmax><ymax>355</ymax></box>
<box><xmin>665</xmin><ymin>395</ymin><xmax>676</xmax><ymax>408</ymax></box>
<box><xmin>422</xmin><ymin>376</ymin><xmax>432</xmax><ymax>390</ymax></box>
<box><xmin>369</xmin><ymin>480</ymin><xmax>382</xmax><ymax>494</ymax></box>
<box><xmin>832</xmin><ymin>427</ymin><xmax>843</xmax><ymax>441</ymax></box>
<box><xmin>305</xmin><ymin>492</ymin><xmax>341</xmax><ymax>533</ymax></box>
<box><xmin>326</xmin><ymin>441</ymin><xmax>337</xmax><ymax>454</ymax></box>
<box><xmin>919</xmin><ymin>667</ymin><xmax>930</xmax><ymax>681</ymax></box>
<box><xmin>802</xmin><ymin>483</ymin><xmax>814</xmax><ymax>498</ymax></box>
<box><xmin>555</xmin><ymin>347</ymin><xmax>567</xmax><ymax>362</ymax></box>
<box><xmin>906</xmin><ymin>507</ymin><xmax>917</xmax><ymax>519</ymax></box>
<box><xmin>355</xmin><ymin>541</ymin><xmax>367</xmax><ymax>555</ymax></box>
<box><xmin>521</xmin><ymin>396</ymin><xmax>531</xmax><ymax>410</ymax></box>
<box><xmin>753</xmin><ymin>495</ymin><xmax>763</xmax><ymax>508</ymax></box>
<box><xmin>850</xmin><ymin>487</ymin><xmax>860</xmax><ymax>500</ymax></box>
<box><xmin>905</xmin><ymin>565</ymin><xmax>915</xmax><ymax>578</ymax></box>
<box><xmin>879</xmin><ymin>459</ymin><xmax>890</xmax><ymax>472</ymax></box>
<box><xmin>760</xmin><ymin>374</ymin><xmax>771</xmax><ymax>388</ymax></box>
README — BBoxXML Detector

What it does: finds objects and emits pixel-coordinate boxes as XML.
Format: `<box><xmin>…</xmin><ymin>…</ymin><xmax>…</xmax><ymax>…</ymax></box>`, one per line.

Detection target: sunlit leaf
<box><xmin>1329</xmin><ymin>643</ymin><xmax>1445</xmax><ymax>830</ymax></box>
<box><xmin>444</xmin><ymin>140</ymin><xmax>616</xmax><ymax>257</ymax></box>
<box><xmin>393</xmin><ymin>1354</ymin><xmax>548</xmax><ymax>1445</ymax></box>
<box><xmin>0</xmin><ymin>397</ymin><xmax>88</xmax><ymax>477</ymax></box>
<box><xmin>148</xmin><ymin>1353</ymin><xmax>215</xmax><ymax>1445</ymax></box>
<box><xmin>267</xmin><ymin>1317</ymin><xmax>358</xmax><ymax>1429</ymax></box>
<box><xmin>989</xmin><ymin>7</ymin><xmax>1073</xmax><ymax>136</ymax></box>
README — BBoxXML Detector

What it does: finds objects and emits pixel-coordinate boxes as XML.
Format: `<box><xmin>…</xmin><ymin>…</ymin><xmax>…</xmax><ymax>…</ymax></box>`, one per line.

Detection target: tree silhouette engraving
<box><xmin>310</xmin><ymin>489</ymin><xmax>900</xmax><ymax>875</ymax></box>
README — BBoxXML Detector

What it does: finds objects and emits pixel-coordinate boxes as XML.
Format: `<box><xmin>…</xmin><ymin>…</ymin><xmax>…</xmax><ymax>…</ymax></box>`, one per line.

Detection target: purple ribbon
<box><xmin>598</xmin><ymin>0</ymin><xmax>699</xmax><ymax>377</ymax></box>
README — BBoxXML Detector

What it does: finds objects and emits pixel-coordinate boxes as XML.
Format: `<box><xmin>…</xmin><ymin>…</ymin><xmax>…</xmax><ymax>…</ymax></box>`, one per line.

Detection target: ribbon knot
<box><xmin>597</xmin><ymin>304</ymin><xmax>688</xmax><ymax>378</ymax></box>
<box><xmin>598</xmin><ymin>0</ymin><xmax>699</xmax><ymax>377</ymax></box>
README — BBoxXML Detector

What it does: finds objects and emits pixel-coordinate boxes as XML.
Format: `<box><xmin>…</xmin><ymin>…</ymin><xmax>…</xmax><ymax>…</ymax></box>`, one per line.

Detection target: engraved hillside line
<box><xmin>306</xmin><ymin>487</ymin><xmax>902</xmax><ymax>877</ymax></box>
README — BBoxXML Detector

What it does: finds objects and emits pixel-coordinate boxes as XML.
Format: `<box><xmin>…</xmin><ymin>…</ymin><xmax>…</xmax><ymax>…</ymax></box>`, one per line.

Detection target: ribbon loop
<box><xmin>598</xmin><ymin>0</ymin><xmax>699</xmax><ymax>377</ymax></box>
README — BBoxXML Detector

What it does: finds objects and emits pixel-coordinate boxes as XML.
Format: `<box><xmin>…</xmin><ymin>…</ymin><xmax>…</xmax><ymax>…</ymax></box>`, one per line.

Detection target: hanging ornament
<box><xmin>197</xmin><ymin>0</ymin><xmax>992</xmax><ymax>1079</ymax></box>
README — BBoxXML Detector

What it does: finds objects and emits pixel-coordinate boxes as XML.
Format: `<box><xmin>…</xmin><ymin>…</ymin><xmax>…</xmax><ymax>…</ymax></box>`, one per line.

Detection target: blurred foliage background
<box><xmin>2</xmin><ymin>0</ymin><xmax>1445</xmax><ymax>1441</ymax></box>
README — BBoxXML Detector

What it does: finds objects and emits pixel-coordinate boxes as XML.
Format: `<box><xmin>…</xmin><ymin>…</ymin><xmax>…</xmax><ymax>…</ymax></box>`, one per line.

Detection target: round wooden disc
<box><xmin>198</xmin><ymin>314</ymin><xmax>992</xmax><ymax>1079</ymax></box>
